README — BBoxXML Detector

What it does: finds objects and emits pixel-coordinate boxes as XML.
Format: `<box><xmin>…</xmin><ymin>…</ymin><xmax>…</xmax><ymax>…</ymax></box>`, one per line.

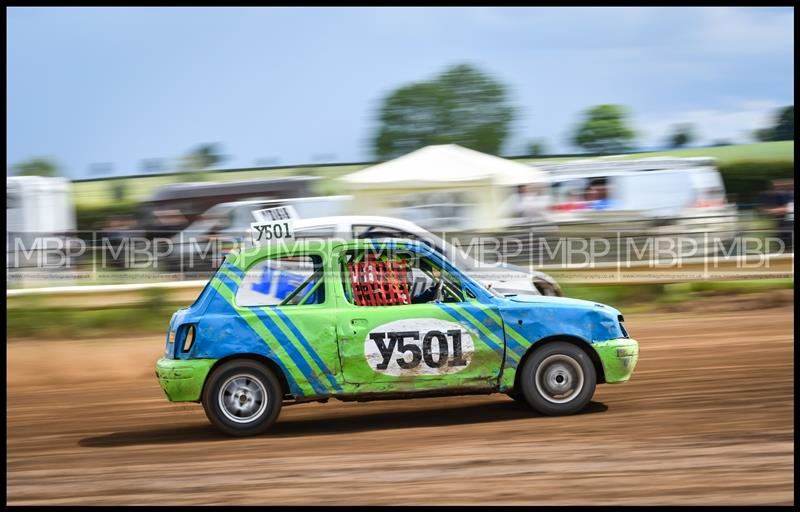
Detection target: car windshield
<box><xmin>351</xmin><ymin>223</ymin><xmax>483</xmax><ymax>270</ymax></box>
<box><xmin>434</xmin><ymin>236</ymin><xmax>481</xmax><ymax>270</ymax></box>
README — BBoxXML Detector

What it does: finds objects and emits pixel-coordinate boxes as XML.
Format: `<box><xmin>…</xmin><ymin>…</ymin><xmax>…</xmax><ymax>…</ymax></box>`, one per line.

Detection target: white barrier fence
<box><xmin>7</xmin><ymin>254</ymin><xmax>793</xmax><ymax>302</ymax></box>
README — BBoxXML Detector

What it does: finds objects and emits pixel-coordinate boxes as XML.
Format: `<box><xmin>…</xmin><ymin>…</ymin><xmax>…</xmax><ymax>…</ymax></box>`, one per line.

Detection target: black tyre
<box><xmin>533</xmin><ymin>279</ymin><xmax>563</xmax><ymax>297</ymax></box>
<box><xmin>202</xmin><ymin>360</ymin><xmax>283</xmax><ymax>436</ymax></box>
<box><xmin>505</xmin><ymin>389</ymin><xmax>528</xmax><ymax>404</ymax></box>
<box><xmin>519</xmin><ymin>342</ymin><xmax>596</xmax><ymax>416</ymax></box>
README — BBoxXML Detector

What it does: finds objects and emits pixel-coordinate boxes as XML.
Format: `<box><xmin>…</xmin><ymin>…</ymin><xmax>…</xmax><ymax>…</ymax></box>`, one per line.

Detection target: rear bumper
<box><xmin>155</xmin><ymin>358</ymin><xmax>216</xmax><ymax>402</ymax></box>
<box><xmin>591</xmin><ymin>338</ymin><xmax>639</xmax><ymax>383</ymax></box>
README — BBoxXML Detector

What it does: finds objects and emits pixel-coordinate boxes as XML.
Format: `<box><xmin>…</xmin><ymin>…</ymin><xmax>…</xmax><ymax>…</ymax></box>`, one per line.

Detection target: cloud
<box><xmin>462</xmin><ymin>7</ymin><xmax>793</xmax><ymax>56</ymax></box>
<box><xmin>697</xmin><ymin>7</ymin><xmax>795</xmax><ymax>56</ymax></box>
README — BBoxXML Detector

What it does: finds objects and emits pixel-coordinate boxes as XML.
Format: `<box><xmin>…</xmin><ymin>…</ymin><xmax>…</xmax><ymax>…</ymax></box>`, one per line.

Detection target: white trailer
<box><xmin>7</xmin><ymin>176</ymin><xmax>77</xmax><ymax>281</ymax></box>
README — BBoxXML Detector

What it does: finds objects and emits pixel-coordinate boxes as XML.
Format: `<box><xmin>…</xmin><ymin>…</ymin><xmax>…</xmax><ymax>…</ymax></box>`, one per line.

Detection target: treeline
<box><xmin>10</xmin><ymin>62</ymin><xmax>795</xmax><ymax>180</ymax></box>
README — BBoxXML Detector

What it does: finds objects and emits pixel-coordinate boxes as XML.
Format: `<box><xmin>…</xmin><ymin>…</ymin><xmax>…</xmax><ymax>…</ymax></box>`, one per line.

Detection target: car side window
<box><xmin>236</xmin><ymin>254</ymin><xmax>325</xmax><ymax>307</ymax></box>
<box><xmin>340</xmin><ymin>248</ymin><xmax>464</xmax><ymax>306</ymax></box>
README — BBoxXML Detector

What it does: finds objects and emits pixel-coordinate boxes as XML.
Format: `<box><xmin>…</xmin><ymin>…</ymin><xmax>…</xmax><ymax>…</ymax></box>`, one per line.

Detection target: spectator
<box><xmin>759</xmin><ymin>179</ymin><xmax>794</xmax><ymax>251</ymax></box>
<box><xmin>585</xmin><ymin>178</ymin><xmax>617</xmax><ymax>211</ymax></box>
<box><xmin>503</xmin><ymin>183</ymin><xmax>552</xmax><ymax>224</ymax></box>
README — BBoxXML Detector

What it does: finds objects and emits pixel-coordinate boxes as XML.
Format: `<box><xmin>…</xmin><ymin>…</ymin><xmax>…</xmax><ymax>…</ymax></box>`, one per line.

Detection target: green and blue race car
<box><xmin>156</xmin><ymin>239</ymin><xmax>639</xmax><ymax>436</ymax></box>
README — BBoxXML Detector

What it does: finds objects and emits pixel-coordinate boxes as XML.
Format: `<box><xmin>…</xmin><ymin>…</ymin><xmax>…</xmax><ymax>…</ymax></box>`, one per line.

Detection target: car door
<box><xmin>332</xmin><ymin>242</ymin><xmax>505</xmax><ymax>394</ymax></box>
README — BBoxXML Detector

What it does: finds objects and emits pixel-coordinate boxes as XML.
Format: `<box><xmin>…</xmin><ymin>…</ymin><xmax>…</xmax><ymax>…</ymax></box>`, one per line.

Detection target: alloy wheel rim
<box><xmin>218</xmin><ymin>373</ymin><xmax>268</xmax><ymax>423</ymax></box>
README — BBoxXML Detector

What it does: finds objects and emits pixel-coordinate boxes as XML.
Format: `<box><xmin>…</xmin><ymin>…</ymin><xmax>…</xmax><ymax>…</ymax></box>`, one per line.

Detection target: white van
<box><xmin>540</xmin><ymin>157</ymin><xmax>738</xmax><ymax>256</ymax></box>
<box><xmin>544</xmin><ymin>158</ymin><xmax>730</xmax><ymax>217</ymax></box>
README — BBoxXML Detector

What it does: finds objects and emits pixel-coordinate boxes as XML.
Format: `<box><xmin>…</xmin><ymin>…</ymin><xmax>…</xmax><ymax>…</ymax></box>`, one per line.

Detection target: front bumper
<box><xmin>155</xmin><ymin>358</ymin><xmax>217</xmax><ymax>402</ymax></box>
<box><xmin>591</xmin><ymin>338</ymin><xmax>639</xmax><ymax>383</ymax></box>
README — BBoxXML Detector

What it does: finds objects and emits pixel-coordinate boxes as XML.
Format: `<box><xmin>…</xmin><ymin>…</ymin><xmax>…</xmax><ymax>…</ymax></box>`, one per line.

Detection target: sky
<box><xmin>6</xmin><ymin>6</ymin><xmax>795</xmax><ymax>179</ymax></box>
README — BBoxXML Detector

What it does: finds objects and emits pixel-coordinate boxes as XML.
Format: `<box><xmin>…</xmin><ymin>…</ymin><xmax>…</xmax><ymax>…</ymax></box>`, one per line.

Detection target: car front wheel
<box><xmin>519</xmin><ymin>342</ymin><xmax>596</xmax><ymax>416</ymax></box>
<box><xmin>202</xmin><ymin>360</ymin><xmax>283</xmax><ymax>436</ymax></box>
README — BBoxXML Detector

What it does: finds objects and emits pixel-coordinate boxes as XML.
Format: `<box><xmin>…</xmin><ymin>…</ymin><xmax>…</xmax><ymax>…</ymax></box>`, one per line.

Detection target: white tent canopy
<box><xmin>341</xmin><ymin>144</ymin><xmax>548</xmax><ymax>188</ymax></box>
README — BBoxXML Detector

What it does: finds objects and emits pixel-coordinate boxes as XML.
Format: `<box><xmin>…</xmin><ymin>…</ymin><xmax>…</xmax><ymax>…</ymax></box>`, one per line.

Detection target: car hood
<box><xmin>470</xmin><ymin>261</ymin><xmax>529</xmax><ymax>276</ymax></box>
<box><xmin>504</xmin><ymin>294</ymin><xmax>621</xmax><ymax>314</ymax></box>
<box><xmin>491</xmin><ymin>294</ymin><xmax>626</xmax><ymax>343</ymax></box>
<box><xmin>468</xmin><ymin>261</ymin><xmax>557</xmax><ymax>286</ymax></box>
<box><xmin>467</xmin><ymin>266</ymin><xmax>530</xmax><ymax>283</ymax></box>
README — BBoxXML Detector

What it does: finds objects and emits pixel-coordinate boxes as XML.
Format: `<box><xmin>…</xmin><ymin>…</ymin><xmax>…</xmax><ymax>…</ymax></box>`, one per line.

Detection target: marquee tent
<box><xmin>339</xmin><ymin>144</ymin><xmax>549</xmax><ymax>230</ymax></box>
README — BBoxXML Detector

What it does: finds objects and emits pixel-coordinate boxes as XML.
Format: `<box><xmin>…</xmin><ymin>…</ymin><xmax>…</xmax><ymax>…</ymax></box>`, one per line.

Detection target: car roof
<box><xmin>234</xmin><ymin>237</ymin><xmax>436</xmax><ymax>267</ymax></box>
<box><xmin>211</xmin><ymin>199</ymin><xmax>281</xmax><ymax>209</ymax></box>
<box><xmin>292</xmin><ymin>215</ymin><xmax>425</xmax><ymax>231</ymax></box>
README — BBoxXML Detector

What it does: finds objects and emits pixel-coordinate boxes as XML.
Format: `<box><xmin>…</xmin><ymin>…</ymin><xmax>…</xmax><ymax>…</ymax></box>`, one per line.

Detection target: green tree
<box><xmin>527</xmin><ymin>138</ymin><xmax>548</xmax><ymax>156</ymax></box>
<box><xmin>373</xmin><ymin>63</ymin><xmax>515</xmax><ymax>159</ymax></box>
<box><xmin>110</xmin><ymin>180</ymin><xmax>128</xmax><ymax>201</ymax></box>
<box><xmin>756</xmin><ymin>105</ymin><xmax>794</xmax><ymax>142</ymax></box>
<box><xmin>571</xmin><ymin>104</ymin><xmax>636</xmax><ymax>154</ymax></box>
<box><xmin>12</xmin><ymin>158</ymin><xmax>60</xmax><ymax>177</ymax></box>
<box><xmin>754</xmin><ymin>128</ymin><xmax>774</xmax><ymax>142</ymax></box>
<box><xmin>668</xmin><ymin>123</ymin><xmax>695</xmax><ymax>149</ymax></box>
<box><xmin>178</xmin><ymin>143</ymin><xmax>226</xmax><ymax>181</ymax></box>
<box><xmin>773</xmin><ymin>106</ymin><xmax>794</xmax><ymax>141</ymax></box>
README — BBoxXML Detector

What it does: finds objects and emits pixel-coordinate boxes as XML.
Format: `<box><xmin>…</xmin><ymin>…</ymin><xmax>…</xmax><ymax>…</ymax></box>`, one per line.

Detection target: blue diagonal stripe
<box><xmin>251</xmin><ymin>308</ymin><xmax>328</xmax><ymax>396</ymax></box>
<box><xmin>221</xmin><ymin>261</ymin><xmax>245</xmax><ymax>280</ymax></box>
<box><xmin>459</xmin><ymin>305</ymin><xmax>527</xmax><ymax>358</ymax></box>
<box><xmin>435</xmin><ymin>303</ymin><xmax>504</xmax><ymax>357</ymax></box>
<box><xmin>210</xmin><ymin>278</ymin><xmax>303</xmax><ymax>396</ymax></box>
<box><xmin>271</xmin><ymin>308</ymin><xmax>342</xmax><ymax>392</ymax></box>
<box><xmin>216</xmin><ymin>271</ymin><xmax>241</xmax><ymax>295</ymax></box>
<box><xmin>214</xmin><ymin>272</ymin><xmax>327</xmax><ymax>396</ymax></box>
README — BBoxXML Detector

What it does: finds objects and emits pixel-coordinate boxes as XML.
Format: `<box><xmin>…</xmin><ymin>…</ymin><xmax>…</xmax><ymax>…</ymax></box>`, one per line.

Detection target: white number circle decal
<box><xmin>364</xmin><ymin>318</ymin><xmax>474</xmax><ymax>376</ymax></box>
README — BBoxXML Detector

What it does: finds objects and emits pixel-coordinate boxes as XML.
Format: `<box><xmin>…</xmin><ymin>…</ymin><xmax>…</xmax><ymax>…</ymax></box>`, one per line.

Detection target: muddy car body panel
<box><xmin>156</xmin><ymin>239</ymin><xmax>638</xmax><ymax>406</ymax></box>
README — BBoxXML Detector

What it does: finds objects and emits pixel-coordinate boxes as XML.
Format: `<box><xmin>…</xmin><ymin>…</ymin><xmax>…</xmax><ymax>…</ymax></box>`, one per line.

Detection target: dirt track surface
<box><xmin>7</xmin><ymin>302</ymin><xmax>794</xmax><ymax>505</ymax></box>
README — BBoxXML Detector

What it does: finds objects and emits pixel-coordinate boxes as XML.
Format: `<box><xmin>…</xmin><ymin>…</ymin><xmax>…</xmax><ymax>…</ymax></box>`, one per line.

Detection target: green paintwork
<box><xmin>158</xmin><ymin>239</ymin><xmax>639</xmax><ymax>405</ymax></box>
<box><xmin>155</xmin><ymin>357</ymin><xmax>217</xmax><ymax>402</ymax></box>
<box><xmin>223</xmin><ymin>241</ymin><xmax>505</xmax><ymax>396</ymax></box>
<box><xmin>591</xmin><ymin>338</ymin><xmax>640</xmax><ymax>383</ymax></box>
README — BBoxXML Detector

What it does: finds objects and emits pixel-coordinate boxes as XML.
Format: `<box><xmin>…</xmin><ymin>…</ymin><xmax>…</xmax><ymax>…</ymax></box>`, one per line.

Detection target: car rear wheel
<box><xmin>202</xmin><ymin>360</ymin><xmax>282</xmax><ymax>436</ymax></box>
<box><xmin>519</xmin><ymin>342</ymin><xmax>596</xmax><ymax>416</ymax></box>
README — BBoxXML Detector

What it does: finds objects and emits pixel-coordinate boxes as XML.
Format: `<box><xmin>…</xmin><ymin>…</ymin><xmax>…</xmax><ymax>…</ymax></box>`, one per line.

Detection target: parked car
<box><xmin>165</xmin><ymin>196</ymin><xmax>352</xmax><ymax>272</ymax></box>
<box><xmin>156</xmin><ymin>238</ymin><xmax>639</xmax><ymax>436</ymax></box>
<box><xmin>138</xmin><ymin>176</ymin><xmax>320</xmax><ymax>239</ymax></box>
<box><xmin>172</xmin><ymin>206</ymin><xmax>563</xmax><ymax>296</ymax></box>
<box><xmin>268</xmin><ymin>215</ymin><xmax>563</xmax><ymax>297</ymax></box>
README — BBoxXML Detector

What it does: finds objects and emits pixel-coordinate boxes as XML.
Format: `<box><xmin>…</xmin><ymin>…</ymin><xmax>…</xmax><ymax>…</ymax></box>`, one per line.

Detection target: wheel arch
<box><xmin>203</xmin><ymin>353</ymin><xmax>292</xmax><ymax>401</ymax></box>
<box><xmin>513</xmin><ymin>335</ymin><xmax>606</xmax><ymax>392</ymax></box>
